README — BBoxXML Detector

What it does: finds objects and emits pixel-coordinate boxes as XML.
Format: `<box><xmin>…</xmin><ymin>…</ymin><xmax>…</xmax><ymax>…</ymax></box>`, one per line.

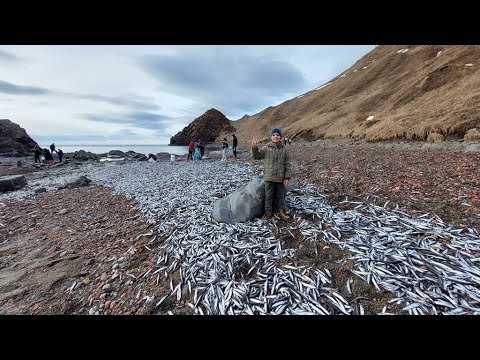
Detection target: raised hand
<box><xmin>251</xmin><ymin>137</ymin><xmax>258</xmax><ymax>148</ymax></box>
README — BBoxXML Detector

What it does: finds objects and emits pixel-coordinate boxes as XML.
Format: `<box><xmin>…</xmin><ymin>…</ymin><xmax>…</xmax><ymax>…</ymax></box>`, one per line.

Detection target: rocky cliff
<box><xmin>169</xmin><ymin>108</ymin><xmax>235</xmax><ymax>145</ymax></box>
<box><xmin>0</xmin><ymin>119</ymin><xmax>39</xmax><ymax>156</ymax></box>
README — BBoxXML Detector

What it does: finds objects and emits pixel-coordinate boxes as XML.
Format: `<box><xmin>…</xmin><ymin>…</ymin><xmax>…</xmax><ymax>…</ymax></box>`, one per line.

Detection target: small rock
<box><xmin>0</xmin><ymin>309</ymin><xmax>7</xmax><ymax>315</ymax></box>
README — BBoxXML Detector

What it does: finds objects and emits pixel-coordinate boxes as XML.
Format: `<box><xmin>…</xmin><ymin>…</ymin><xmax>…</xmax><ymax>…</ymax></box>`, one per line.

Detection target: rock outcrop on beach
<box><xmin>0</xmin><ymin>175</ymin><xmax>27</xmax><ymax>192</ymax></box>
<box><xmin>0</xmin><ymin>119</ymin><xmax>39</xmax><ymax>156</ymax></box>
<box><xmin>169</xmin><ymin>108</ymin><xmax>235</xmax><ymax>145</ymax></box>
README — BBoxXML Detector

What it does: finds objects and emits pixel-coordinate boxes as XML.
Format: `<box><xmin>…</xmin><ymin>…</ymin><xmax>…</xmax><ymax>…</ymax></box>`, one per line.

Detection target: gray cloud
<box><xmin>34</xmin><ymin>134</ymin><xmax>108</xmax><ymax>144</ymax></box>
<box><xmin>139</xmin><ymin>51</ymin><xmax>309</xmax><ymax>119</ymax></box>
<box><xmin>0</xmin><ymin>49</ymin><xmax>19</xmax><ymax>63</ymax></box>
<box><xmin>0</xmin><ymin>80</ymin><xmax>50</xmax><ymax>95</ymax></box>
<box><xmin>73</xmin><ymin>94</ymin><xmax>160</xmax><ymax>111</ymax></box>
<box><xmin>79</xmin><ymin>110</ymin><xmax>171</xmax><ymax>131</ymax></box>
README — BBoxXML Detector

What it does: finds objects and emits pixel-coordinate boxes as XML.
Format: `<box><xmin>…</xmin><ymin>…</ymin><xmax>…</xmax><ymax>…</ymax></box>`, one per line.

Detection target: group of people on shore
<box><xmin>187</xmin><ymin>139</ymin><xmax>206</xmax><ymax>160</ymax></box>
<box><xmin>34</xmin><ymin>143</ymin><xmax>63</xmax><ymax>164</ymax></box>
<box><xmin>185</xmin><ymin>134</ymin><xmax>239</xmax><ymax>162</ymax></box>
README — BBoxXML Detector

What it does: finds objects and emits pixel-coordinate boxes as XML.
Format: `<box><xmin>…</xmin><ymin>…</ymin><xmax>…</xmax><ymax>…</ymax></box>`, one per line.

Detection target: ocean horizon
<box><xmin>40</xmin><ymin>144</ymin><xmax>189</xmax><ymax>156</ymax></box>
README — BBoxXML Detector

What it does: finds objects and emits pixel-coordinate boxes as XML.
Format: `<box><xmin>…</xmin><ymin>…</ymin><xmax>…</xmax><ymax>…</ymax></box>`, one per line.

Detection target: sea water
<box><xmin>40</xmin><ymin>144</ymin><xmax>189</xmax><ymax>156</ymax></box>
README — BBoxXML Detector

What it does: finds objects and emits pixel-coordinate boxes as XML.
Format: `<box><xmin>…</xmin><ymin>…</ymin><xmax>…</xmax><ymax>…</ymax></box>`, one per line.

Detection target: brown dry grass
<box><xmin>427</xmin><ymin>133</ymin><xmax>445</xmax><ymax>143</ymax></box>
<box><xmin>464</xmin><ymin>128</ymin><xmax>480</xmax><ymax>141</ymax></box>
<box><xmin>219</xmin><ymin>45</ymin><xmax>480</xmax><ymax>144</ymax></box>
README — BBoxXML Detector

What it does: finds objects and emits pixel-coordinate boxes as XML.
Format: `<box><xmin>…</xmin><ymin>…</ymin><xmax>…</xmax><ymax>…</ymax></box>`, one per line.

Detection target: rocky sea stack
<box><xmin>169</xmin><ymin>108</ymin><xmax>235</xmax><ymax>146</ymax></box>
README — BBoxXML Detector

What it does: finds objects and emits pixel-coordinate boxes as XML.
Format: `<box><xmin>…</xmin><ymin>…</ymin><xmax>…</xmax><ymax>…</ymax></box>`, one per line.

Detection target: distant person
<box><xmin>43</xmin><ymin>148</ymin><xmax>54</xmax><ymax>164</ymax></box>
<box><xmin>231</xmin><ymin>134</ymin><xmax>238</xmax><ymax>159</ymax></box>
<box><xmin>251</xmin><ymin>127</ymin><xmax>292</xmax><ymax>221</ymax></box>
<box><xmin>194</xmin><ymin>146</ymin><xmax>201</xmax><ymax>161</ymax></box>
<box><xmin>221</xmin><ymin>137</ymin><xmax>228</xmax><ymax>161</ymax></box>
<box><xmin>187</xmin><ymin>140</ymin><xmax>195</xmax><ymax>160</ymax></box>
<box><xmin>34</xmin><ymin>146</ymin><xmax>42</xmax><ymax>163</ymax></box>
<box><xmin>57</xmin><ymin>148</ymin><xmax>64</xmax><ymax>162</ymax></box>
<box><xmin>50</xmin><ymin>143</ymin><xmax>56</xmax><ymax>154</ymax></box>
<box><xmin>199</xmin><ymin>139</ymin><xmax>205</xmax><ymax>159</ymax></box>
<box><xmin>284</xmin><ymin>136</ymin><xmax>288</xmax><ymax>146</ymax></box>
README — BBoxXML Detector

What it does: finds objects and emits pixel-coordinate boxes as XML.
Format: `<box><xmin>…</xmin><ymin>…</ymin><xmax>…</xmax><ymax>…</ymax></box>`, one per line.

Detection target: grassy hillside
<box><xmin>219</xmin><ymin>45</ymin><xmax>480</xmax><ymax>144</ymax></box>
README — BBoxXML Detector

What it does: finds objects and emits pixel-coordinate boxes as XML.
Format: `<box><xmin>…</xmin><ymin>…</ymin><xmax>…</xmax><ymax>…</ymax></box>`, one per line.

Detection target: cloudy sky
<box><xmin>0</xmin><ymin>45</ymin><xmax>376</xmax><ymax>145</ymax></box>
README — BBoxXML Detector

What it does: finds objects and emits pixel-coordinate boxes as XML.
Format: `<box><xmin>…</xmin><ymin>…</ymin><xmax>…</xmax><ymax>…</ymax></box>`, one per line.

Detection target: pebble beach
<box><xmin>0</xmin><ymin>141</ymin><xmax>479</xmax><ymax>315</ymax></box>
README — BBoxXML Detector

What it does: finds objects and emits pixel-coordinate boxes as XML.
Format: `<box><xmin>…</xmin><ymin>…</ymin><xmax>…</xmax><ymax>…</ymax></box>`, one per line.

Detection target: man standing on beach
<box><xmin>251</xmin><ymin>127</ymin><xmax>291</xmax><ymax>221</ymax></box>
<box><xmin>232</xmin><ymin>134</ymin><xmax>238</xmax><ymax>159</ymax></box>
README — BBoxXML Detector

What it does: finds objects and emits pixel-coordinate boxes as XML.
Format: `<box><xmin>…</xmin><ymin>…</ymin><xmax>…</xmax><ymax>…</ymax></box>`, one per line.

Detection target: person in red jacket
<box><xmin>187</xmin><ymin>140</ymin><xmax>195</xmax><ymax>160</ymax></box>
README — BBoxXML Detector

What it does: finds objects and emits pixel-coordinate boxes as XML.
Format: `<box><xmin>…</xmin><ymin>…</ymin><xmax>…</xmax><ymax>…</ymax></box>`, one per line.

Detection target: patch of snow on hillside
<box><xmin>314</xmin><ymin>82</ymin><xmax>332</xmax><ymax>91</ymax></box>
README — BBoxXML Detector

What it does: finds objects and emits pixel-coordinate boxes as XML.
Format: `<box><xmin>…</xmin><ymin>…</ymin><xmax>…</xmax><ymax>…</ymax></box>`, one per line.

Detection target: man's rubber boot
<box><xmin>278</xmin><ymin>210</ymin><xmax>291</xmax><ymax>221</ymax></box>
<box><xmin>262</xmin><ymin>212</ymin><xmax>273</xmax><ymax>220</ymax></box>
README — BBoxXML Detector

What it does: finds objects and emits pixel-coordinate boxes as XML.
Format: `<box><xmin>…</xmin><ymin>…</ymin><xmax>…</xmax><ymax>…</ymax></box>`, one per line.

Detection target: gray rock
<box><xmin>58</xmin><ymin>175</ymin><xmax>92</xmax><ymax>190</ymax></box>
<box><xmin>0</xmin><ymin>175</ymin><xmax>27</xmax><ymax>192</ymax></box>
<box><xmin>212</xmin><ymin>176</ymin><xmax>299</xmax><ymax>223</ymax></box>
<box><xmin>465</xmin><ymin>143</ymin><xmax>480</xmax><ymax>152</ymax></box>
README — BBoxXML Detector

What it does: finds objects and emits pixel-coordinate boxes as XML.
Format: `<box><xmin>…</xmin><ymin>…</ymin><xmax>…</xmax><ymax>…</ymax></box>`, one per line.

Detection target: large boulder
<box><xmin>212</xmin><ymin>176</ymin><xmax>299</xmax><ymax>224</ymax></box>
<box><xmin>0</xmin><ymin>119</ymin><xmax>39</xmax><ymax>156</ymax></box>
<box><xmin>0</xmin><ymin>175</ymin><xmax>27</xmax><ymax>192</ymax></box>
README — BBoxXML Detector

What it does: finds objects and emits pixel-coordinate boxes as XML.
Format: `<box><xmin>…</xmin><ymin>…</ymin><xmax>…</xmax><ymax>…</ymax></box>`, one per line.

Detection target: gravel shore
<box><xmin>0</xmin><ymin>141</ymin><xmax>479</xmax><ymax>315</ymax></box>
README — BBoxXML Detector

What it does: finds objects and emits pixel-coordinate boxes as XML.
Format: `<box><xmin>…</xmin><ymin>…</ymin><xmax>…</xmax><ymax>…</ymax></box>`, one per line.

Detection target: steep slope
<box><xmin>218</xmin><ymin>45</ymin><xmax>480</xmax><ymax>143</ymax></box>
<box><xmin>170</xmin><ymin>108</ymin><xmax>235</xmax><ymax>145</ymax></box>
